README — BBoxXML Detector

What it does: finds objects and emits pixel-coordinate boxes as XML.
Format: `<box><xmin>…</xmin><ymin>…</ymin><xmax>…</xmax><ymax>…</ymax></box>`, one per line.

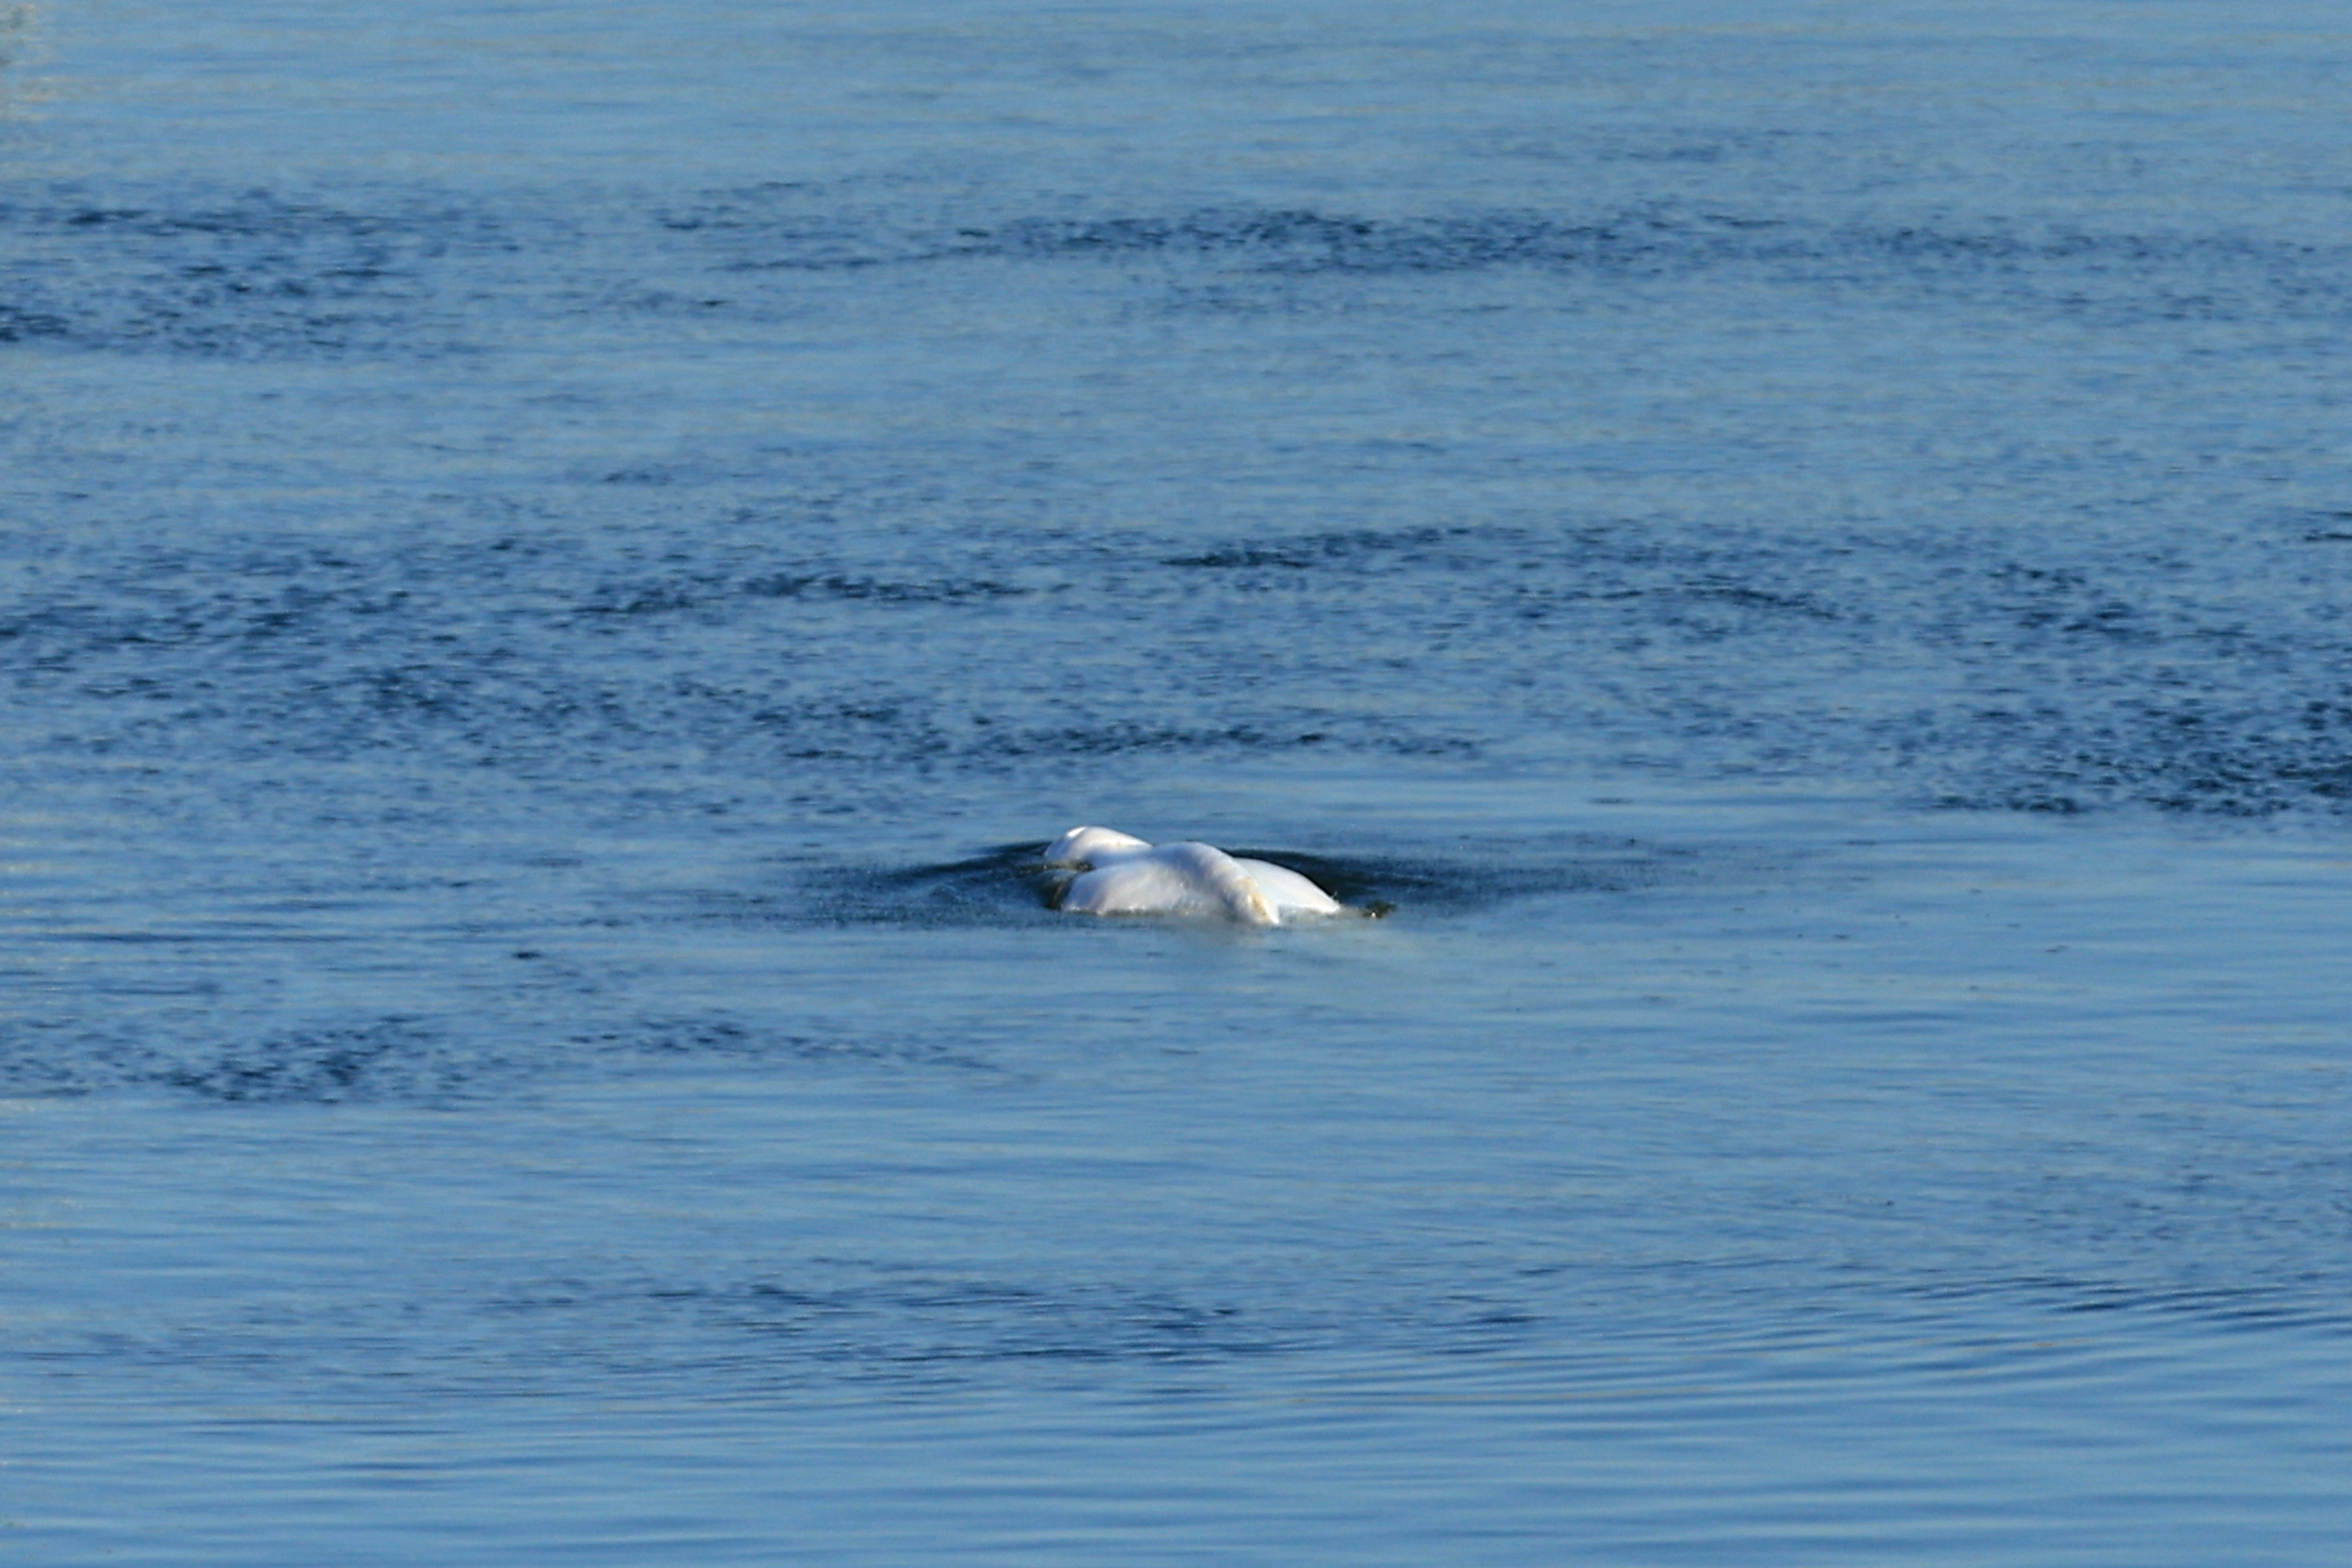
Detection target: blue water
<box><xmin>7</xmin><ymin>3</ymin><xmax>2352</xmax><ymax>1561</ymax></box>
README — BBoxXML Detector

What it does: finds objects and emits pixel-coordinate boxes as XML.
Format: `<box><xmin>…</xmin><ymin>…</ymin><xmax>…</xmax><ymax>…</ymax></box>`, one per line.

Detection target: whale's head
<box><xmin>1043</xmin><ymin>825</ymin><xmax>1154</xmax><ymax>867</ymax></box>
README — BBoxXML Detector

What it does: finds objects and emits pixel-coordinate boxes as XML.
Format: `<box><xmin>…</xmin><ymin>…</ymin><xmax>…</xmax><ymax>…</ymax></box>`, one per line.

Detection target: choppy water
<box><xmin>6</xmin><ymin>3</ymin><xmax>2352</xmax><ymax>1563</ymax></box>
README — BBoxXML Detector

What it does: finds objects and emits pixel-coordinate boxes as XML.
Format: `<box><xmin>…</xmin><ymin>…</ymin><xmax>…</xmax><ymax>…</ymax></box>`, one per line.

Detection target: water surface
<box><xmin>5</xmin><ymin>3</ymin><xmax>2352</xmax><ymax>1563</ymax></box>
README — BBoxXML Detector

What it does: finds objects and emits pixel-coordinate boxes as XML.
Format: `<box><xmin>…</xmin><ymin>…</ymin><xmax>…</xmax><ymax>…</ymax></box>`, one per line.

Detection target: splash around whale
<box><xmin>1042</xmin><ymin>826</ymin><xmax>1353</xmax><ymax>927</ymax></box>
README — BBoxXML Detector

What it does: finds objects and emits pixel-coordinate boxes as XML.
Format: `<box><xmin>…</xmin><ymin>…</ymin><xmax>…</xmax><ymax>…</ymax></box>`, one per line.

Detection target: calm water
<box><xmin>6</xmin><ymin>2</ymin><xmax>2352</xmax><ymax>1562</ymax></box>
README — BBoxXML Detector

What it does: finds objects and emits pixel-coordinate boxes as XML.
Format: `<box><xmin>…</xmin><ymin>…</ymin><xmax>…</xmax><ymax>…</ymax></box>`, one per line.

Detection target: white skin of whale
<box><xmin>1043</xmin><ymin>826</ymin><xmax>1343</xmax><ymax>926</ymax></box>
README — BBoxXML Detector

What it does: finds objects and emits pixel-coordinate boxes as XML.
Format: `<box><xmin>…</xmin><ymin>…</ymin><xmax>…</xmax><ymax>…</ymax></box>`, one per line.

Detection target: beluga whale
<box><xmin>1042</xmin><ymin>826</ymin><xmax>1346</xmax><ymax>926</ymax></box>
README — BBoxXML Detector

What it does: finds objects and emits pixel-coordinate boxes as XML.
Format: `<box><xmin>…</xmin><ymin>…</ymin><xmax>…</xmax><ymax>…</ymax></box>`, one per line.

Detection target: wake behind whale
<box><xmin>718</xmin><ymin>829</ymin><xmax>1704</xmax><ymax>931</ymax></box>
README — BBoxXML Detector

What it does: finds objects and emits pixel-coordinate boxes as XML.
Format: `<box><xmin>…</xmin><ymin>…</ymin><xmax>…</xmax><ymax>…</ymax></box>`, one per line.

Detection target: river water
<box><xmin>6</xmin><ymin>3</ymin><xmax>2352</xmax><ymax>1562</ymax></box>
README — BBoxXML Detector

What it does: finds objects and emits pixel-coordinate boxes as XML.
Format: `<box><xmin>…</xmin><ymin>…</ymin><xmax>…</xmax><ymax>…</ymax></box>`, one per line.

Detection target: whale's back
<box><xmin>1060</xmin><ymin>841</ymin><xmax>1280</xmax><ymax>925</ymax></box>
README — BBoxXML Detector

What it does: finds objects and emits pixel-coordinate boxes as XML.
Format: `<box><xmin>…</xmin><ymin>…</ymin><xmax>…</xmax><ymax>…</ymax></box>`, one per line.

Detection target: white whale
<box><xmin>1043</xmin><ymin>826</ymin><xmax>1343</xmax><ymax>927</ymax></box>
